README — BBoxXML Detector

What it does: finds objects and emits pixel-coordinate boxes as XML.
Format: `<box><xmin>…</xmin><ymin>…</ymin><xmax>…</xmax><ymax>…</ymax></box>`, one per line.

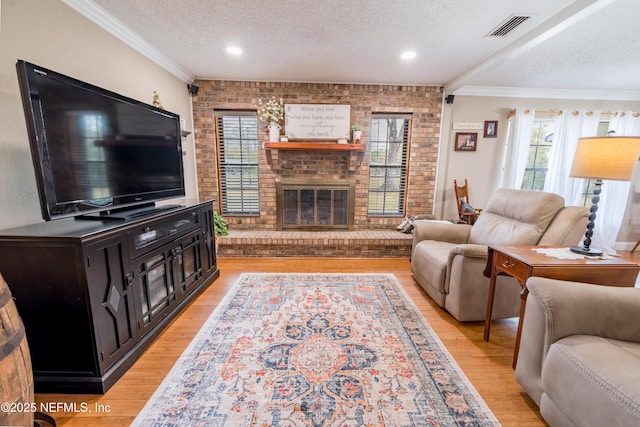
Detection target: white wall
<box><xmin>437</xmin><ymin>95</ymin><xmax>640</xmax><ymax>246</ymax></box>
<box><xmin>0</xmin><ymin>0</ymin><xmax>197</xmax><ymax>230</ymax></box>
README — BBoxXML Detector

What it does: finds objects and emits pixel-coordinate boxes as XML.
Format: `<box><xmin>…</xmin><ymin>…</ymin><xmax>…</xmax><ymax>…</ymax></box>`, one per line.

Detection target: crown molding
<box><xmin>62</xmin><ymin>0</ymin><xmax>194</xmax><ymax>83</ymax></box>
<box><xmin>453</xmin><ymin>86</ymin><xmax>640</xmax><ymax>101</ymax></box>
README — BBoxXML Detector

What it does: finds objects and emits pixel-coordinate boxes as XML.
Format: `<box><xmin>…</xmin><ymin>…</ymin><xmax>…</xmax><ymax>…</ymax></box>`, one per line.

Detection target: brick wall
<box><xmin>192</xmin><ymin>81</ymin><xmax>442</xmax><ymax>230</ymax></box>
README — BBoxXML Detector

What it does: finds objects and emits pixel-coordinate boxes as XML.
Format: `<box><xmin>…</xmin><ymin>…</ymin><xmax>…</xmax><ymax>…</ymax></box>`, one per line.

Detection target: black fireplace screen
<box><xmin>277</xmin><ymin>180</ymin><xmax>355</xmax><ymax>230</ymax></box>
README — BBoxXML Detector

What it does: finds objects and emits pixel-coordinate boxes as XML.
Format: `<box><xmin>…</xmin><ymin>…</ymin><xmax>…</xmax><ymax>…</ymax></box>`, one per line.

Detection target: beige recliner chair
<box><xmin>411</xmin><ymin>188</ymin><xmax>589</xmax><ymax>321</ymax></box>
<box><xmin>515</xmin><ymin>277</ymin><xmax>640</xmax><ymax>427</ymax></box>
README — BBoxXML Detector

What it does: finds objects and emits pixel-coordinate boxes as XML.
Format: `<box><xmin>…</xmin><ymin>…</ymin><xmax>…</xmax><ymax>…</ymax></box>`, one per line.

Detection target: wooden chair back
<box><xmin>454</xmin><ymin>179</ymin><xmax>481</xmax><ymax>224</ymax></box>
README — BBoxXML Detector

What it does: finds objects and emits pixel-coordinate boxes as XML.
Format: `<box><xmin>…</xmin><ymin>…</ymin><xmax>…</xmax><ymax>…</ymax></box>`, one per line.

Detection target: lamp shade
<box><xmin>570</xmin><ymin>136</ymin><xmax>640</xmax><ymax>181</ymax></box>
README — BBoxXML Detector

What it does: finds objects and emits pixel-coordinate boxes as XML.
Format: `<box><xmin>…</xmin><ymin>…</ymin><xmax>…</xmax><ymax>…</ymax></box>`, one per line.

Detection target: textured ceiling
<box><xmin>76</xmin><ymin>0</ymin><xmax>640</xmax><ymax>99</ymax></box>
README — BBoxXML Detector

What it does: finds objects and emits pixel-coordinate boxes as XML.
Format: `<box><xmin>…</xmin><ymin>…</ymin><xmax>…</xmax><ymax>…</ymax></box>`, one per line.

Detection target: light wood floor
<box><xmin>35</xmin><ymin>253</ymin><xmax>639</xmax><ymax>426</ymax></box>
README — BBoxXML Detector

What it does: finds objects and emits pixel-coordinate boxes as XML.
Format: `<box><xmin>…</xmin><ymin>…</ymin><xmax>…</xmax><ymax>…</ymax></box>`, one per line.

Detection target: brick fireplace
<box><xmin>192</xmin><ymin>80</ymin><xmax>442</xmax><ymax>234</ymax></box>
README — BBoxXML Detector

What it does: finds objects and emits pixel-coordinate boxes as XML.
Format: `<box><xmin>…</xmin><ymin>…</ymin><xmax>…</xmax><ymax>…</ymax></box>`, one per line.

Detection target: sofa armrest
<box><xmin>527</xmin><ymin>277</ymin><xmax>640</xmax><ymax>347</ymax></box>
<box><xmin>449</xmin><ymin>243</ymin><xmax>488</xmax><ymax>259</ymax></box>
<box><xmin>447</xmin><ymin>244</ymin><xmax>489</xmax><ymax>287</ymax></box>
<box><xmin>412</xmin><ymin>220</ymin><xmax>471</xmax><ymax>248</ymax></box>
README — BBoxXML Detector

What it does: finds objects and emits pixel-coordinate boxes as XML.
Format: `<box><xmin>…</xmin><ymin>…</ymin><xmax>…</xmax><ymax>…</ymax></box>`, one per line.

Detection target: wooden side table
<box><xmin>483</xmin><ymin>245</ymin><xmax>639</xmax><ymax>369</ymax></box>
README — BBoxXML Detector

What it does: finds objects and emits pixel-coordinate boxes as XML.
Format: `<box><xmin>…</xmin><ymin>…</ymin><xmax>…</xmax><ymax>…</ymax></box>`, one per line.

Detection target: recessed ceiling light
<box><xmin>226</xmin><ymin>46</ymin><xmax>243</xmax><ymax>55</ymax></box>
<box><xmin>401</xmin><ymin>51</ymin><xmax>417</xmax><ymax>60</ymax></box>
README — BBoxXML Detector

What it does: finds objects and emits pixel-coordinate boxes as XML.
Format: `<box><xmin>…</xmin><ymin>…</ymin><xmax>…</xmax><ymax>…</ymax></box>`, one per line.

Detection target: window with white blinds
<box><xmin>368</xmin><ymin>115</ymin><xmax>411</xmax><ymax>215</ymax></box>
<box><xmin>216</xmin><ymin>112</ymin><xmax>259</xmax><ymax>215</ymax></box>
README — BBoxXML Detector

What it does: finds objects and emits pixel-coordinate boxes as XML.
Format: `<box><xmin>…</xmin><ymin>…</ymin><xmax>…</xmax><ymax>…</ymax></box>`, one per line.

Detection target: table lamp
<box><xmin>569</xmin><ymin>136</ymin><xmax>640</xmax><ymax>256</ymax></box>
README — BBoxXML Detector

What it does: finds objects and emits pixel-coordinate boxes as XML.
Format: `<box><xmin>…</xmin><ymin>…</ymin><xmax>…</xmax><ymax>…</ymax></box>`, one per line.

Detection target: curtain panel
<box><xmin>593</xmin><ymin>112</ymin><xmax>640</xmax><ymax>252</ymax></box>
<box><xmin>543</xmin><ymin>109</ymin><xmax>601</xmax><ymax>204</ymax></box>
<box><xmin>501</xmin><ymin>107</ymin><xmax>535</xmax><ymax>189</ymax></box>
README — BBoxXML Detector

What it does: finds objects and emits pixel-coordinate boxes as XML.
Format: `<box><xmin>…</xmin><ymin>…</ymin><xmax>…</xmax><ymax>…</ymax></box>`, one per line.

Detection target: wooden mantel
<box><xmin>264</xmin><ymin>142</ymin><xmax>366</xmax><ymax>171</ymax></box>
<box><xmin>264</xmin><ymin>142</ymin><xmax>366</xmax><ymax>151</ymax></box>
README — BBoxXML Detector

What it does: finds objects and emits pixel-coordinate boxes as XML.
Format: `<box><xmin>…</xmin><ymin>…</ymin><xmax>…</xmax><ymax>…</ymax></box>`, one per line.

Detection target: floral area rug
<box><xmin>132</xmin><ymin>273</ymin><xmax>500</xmax><ymax>426</ymax></box>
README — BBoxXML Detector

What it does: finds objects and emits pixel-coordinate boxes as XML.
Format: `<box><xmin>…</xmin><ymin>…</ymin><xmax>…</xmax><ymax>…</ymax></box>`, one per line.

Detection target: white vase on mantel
<box><xmin>268</xmin><ymin>123</ymin><xmax>281</xmax><ymax>142</ymax></box>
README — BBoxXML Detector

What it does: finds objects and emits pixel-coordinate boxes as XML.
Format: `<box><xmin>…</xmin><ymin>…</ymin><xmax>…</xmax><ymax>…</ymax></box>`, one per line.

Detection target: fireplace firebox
<box><xmin>276</xmin><ymin>179</ymin><xmax>355</xmax><ymax>230</ymax></box>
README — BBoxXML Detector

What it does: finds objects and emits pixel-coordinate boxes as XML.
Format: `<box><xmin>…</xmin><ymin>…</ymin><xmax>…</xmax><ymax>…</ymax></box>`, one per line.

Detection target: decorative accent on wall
<box><xmin>484</xmin><ymin>120</ymin><xmax>498</xmax><ymax>138</ymax></box>
<box><xmin>455</xmin><ymin>132</ymin><xmax>477</xmax><ymax>151</ymax></box>
<box><xmin>284</xmin><ymin>104</ymin><xmax>350</xmax><ymax>139</ymax></box>
<box><xmin>452</xmin><ymin>122</ymin><xmax>483</xmax><ymax>130</ymax></box>
<box><xmin>152</xmin><ymin>91</ymin><xmax>164</xmax><ymax>109</ymax></box>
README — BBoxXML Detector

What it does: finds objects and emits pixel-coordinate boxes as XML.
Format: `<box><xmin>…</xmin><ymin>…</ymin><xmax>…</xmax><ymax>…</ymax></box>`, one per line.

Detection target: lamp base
<box><xmin>570</xmin><ymin>245</ymin><xmax>603</xmax><ymax>256</ymax></box>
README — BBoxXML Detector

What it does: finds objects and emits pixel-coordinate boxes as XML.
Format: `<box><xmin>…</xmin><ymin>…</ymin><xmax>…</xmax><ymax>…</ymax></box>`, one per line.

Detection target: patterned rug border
<box><xmin>133</xmin><ymin>273</ymin><xmax>500</xmax><ymax>426</ymax></box>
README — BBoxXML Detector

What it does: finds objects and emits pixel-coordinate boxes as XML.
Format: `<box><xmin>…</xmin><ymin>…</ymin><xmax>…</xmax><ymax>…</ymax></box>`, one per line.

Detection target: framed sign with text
<box><xmin>284</xmin><ymin>104</ymin><xmax>351</xmax><ymax>140</ymax></box>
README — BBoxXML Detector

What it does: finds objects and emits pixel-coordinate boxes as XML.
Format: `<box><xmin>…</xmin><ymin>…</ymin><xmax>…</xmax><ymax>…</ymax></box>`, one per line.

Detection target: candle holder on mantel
<box><xmin>351</xmin><ymin>124</ymin><xmax>362</xmax><ymax>143</ymax></box>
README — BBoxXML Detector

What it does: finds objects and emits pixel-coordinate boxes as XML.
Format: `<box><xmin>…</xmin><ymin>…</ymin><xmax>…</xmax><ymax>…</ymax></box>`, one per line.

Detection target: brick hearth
<box><xmin>217</xmin><ymin>230</ymin><xmax>413</xmax><ymax>257</ymax></box>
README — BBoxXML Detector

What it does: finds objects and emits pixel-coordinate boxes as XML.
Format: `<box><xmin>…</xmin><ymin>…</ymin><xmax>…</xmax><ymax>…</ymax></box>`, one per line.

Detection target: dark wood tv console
<box><xmin>0</xmin><ymin>200</ymin><xmax>219</xmax><ymax>393</ymax></box>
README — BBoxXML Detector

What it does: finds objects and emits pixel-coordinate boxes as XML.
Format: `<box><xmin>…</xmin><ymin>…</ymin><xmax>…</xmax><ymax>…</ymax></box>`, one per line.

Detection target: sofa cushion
<box><xmin>469</xmin><ymin>188</ymin><xmax>564</xmax><ymax>246</ymax></box>
<box><xmin>541</xmin><ymin>335</ymin><xmax>640</xmax><ymax>427</ymax></box>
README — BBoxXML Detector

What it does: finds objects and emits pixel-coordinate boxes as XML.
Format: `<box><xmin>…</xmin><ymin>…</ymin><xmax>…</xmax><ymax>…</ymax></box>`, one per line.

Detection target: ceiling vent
<box><xmin>487</xmin><ymin>15</ymin><xmax>531</xmax><ymax>37</ymax></box>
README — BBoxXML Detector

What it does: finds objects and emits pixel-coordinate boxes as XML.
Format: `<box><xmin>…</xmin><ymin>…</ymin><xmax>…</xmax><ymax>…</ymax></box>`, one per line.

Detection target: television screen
<box><xmin>16</xmin><ymin>60</ymin><xmax>185</xmax><ymax>221</ymax></box>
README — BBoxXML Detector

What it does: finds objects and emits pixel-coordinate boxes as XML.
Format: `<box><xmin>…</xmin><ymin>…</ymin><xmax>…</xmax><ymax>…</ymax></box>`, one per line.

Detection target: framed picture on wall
<box><xmin>454</xmin><ymin>132</ymin><xmax>477</xmax><ymax>151</ymax></box>
<box><xmin>484</xmin><ymin>120</ymin><xmax>498</xmax><ymax>138</ymax></box>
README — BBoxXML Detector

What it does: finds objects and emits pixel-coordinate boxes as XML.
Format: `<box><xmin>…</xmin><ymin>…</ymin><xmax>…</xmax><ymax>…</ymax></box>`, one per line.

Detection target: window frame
<box><xmin>215</xmin><ymin>111</ymin><xmax>260</xmax><ymax>216</ymax></box>
<box><xmin>521</xmin><ymin>117</ymin><xmax>554</xmax><ymax>191</ymax></box>
<box><xmin>520</xmin><ymin>116</ymin><xmax>609</xmax><ymax>205</ymax></box>
<box><xmin>367</xmin><ymin>114</ymin><xmax>412</xmax><ymax>216</ymax></box>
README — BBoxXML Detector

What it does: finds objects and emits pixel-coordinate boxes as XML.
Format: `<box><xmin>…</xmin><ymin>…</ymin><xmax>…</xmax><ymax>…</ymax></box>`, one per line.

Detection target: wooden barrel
<box><xmin>0</xmin><ymin>273</ymin><xmax>34</xmax><ymax>427</ymax></box>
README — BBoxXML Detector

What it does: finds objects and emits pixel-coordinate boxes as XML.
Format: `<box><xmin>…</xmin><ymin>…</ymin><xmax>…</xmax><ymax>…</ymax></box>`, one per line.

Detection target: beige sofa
<box><xmin>515</xmin><ymin>277</ymin><xmax>640</xmax><ymax>427</ymax></box>
<box><xmin>411</xmin><ymin>188</ymin><xmax>588</xmax><ymax>321</ymax></box>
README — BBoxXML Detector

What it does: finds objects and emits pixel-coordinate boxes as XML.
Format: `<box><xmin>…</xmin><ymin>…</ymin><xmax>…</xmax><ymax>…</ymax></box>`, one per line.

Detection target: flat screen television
<box><xmin>16</xmin><ymin>60</ymin><xmax>185</xmax><ymax>221</ymax></box>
